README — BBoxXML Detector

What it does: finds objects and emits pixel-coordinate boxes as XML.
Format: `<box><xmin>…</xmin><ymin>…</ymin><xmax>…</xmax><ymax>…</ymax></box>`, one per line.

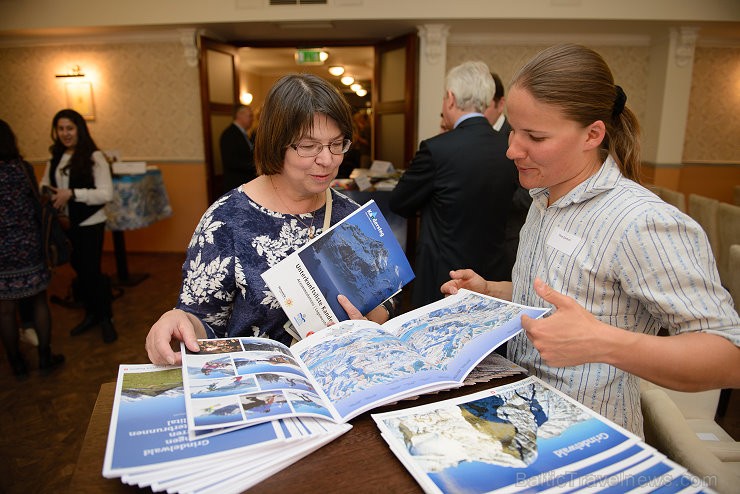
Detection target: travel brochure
<box><xmin>261</xmin><ymin>200</ymin><xmax>415</xmax><ymax>339</ymax></box>
<box><xmin>372</xmin><ymin>376</ymin><xmax>716</xmax><ymax>494</ymax></box>
<box><xmin>180</xmin><ymin>289</ymin><xmax>550</xmax><ymax>433</ymax></box>
<box><xmin>102</xmin><ymin>364</ymin><xmax>350</xmax><ymax>494</ymax></box>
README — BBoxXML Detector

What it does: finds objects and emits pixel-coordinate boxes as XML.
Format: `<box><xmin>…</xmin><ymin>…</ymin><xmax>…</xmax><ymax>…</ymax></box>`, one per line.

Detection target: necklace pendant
<box><xmin>308</xmin><ymin>226</ymin><xmax>315</xmax><ymax>239</ymax></box>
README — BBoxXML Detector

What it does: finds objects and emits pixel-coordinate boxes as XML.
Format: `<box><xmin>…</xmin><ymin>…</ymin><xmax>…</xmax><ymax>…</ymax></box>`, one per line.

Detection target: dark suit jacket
<box><xmin>498</xmin><ymin>117</ymin><xmax>533</xmax><ymax>281</ymax></box>
<box><xmin>390</xmin><ymin>116</ymin><xmax>518</xmax><ymax>308</ymax></box>
<box><xmin>220</xmin><ymin>123</ymin><xmax>256</xmax><ymax>193</ymax></box>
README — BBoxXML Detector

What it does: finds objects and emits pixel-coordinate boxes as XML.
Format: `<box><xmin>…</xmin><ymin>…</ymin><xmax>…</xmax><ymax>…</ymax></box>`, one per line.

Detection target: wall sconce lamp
<box><xmin>340</xmin><ymin>75</ymin><xmax>355</xmax><ymax>86</ymax></box>
<box><xmin>56</xmin><ymin>65</ymin><xmax>85</xmax><ymax>78</ymax></box>
<box><xmin>328</xmin><ymin>65</ymin><xmax>345</xmax><ymax>76</ymax></box>
<box><xmin>355</xmin><ymin>89</ymin><xmax>368</xmax><ymax>97</ymax></box>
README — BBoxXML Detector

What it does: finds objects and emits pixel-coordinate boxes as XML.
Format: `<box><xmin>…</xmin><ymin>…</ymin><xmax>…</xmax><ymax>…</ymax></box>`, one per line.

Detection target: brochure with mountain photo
<box><xmin>180</xmin><ymin>289</ymin><xmax>550</xmax><ymax>434</ymax></box>
<box><xmin>102</xmin><ymin>364</ymin><xmax>350</xmax><ymax>493</ymax></box>
<box><xmin>372</xmin><ymin>376</ymin><xmax>713</xmax><ymax>494</ymax></box>
<box><xmin>261</xmin><ymin>200</ymin><xmax>414</xmax><ymax>339</ymax></box>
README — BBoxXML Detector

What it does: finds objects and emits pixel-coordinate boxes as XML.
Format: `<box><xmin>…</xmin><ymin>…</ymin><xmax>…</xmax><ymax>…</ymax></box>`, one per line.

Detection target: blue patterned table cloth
<box><xmin>105</xmin><ymin>168</ymin><xmax>173</xmax><ymax>231</ymax></box>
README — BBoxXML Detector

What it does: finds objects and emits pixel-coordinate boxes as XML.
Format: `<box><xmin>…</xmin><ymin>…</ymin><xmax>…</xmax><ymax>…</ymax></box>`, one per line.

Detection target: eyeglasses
<box><xmin>289</xmin><ymin>139</ymin><xmax>352</xmax><ymax>158</ymax></box>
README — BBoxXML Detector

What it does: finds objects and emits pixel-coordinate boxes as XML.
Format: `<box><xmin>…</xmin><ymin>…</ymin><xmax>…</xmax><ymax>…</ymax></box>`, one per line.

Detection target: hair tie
<box><xmin>612</xmin><ymin>85</ymin><xmax>627</xmax><ymax>118</ymax></box>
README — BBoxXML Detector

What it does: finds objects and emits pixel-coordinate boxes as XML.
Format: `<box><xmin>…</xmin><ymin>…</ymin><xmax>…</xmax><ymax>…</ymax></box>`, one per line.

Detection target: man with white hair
<box><xmin>391</xmin><ymin>61</ymin><xmax>518</xmax><ymax>308</ymax></box>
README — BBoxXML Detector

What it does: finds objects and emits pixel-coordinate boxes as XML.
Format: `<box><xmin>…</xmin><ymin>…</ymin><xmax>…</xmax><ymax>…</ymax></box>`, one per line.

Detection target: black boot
<box><xmin>69</xmin><ymin>314</ymin><xmax>99</xmax><ymax>336</ymax></box>
<box><xmin>101</xmin><ymin>318</ymin><xmax>117</xmax><ymax>344</ymax></box>
<box><xmin>38</xmin><ymin>346</ymin><xmax>65</xmax><ymax>373</ymax></box>
<box><xmin>8</xmin><ymin>352</ymin><xmax>28</xmax><ymax>378</ymax></box>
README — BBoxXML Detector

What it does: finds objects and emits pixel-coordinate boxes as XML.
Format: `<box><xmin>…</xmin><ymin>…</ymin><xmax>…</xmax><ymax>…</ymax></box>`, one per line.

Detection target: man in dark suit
<box><xmin>485</xmin><ymin>72</ymin><xmax>533</xmax><ymax>282</ymax></box>
<box><xmin>390</xmin><ymin>61</ymin><xmax>518</xmax><ymax>309</ymax></box>
<box><xmin>220</xmin><ymin>105</ymin><xmax>255</xmax><ymax>194</ymax></box>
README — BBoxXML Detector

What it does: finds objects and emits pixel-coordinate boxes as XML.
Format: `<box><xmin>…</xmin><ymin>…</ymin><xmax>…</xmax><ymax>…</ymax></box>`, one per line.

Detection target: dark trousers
<box><xmin>68</xmin><ymin>222</ymin><xmax>112</xmax><ymax>319</ymax></box>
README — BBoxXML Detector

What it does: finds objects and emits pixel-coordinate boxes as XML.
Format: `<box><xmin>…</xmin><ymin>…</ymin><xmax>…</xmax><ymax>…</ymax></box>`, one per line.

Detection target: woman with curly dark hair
<box><xmin>41</xmin><ymin>109</ymin><xmax>117</xmax><ymax>343</ymax></box>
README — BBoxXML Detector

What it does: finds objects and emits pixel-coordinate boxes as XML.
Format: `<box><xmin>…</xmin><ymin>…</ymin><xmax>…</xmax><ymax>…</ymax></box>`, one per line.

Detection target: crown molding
<box><xmin>0</xmin><ymin>29</ymin><xmax>185</xmax><ymax>48</ymax></box>
<box><xmin>448</xmin><ymin>32</ymin><xmax>650</xmax><ymax>47</ymax></box>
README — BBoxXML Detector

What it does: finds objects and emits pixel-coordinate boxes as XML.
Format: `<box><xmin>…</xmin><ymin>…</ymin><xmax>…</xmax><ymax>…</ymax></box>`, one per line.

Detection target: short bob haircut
<box><xmin>254</xmin><ymin>74</ymin><xmax>354</xmax><ymax>176</ymax></box>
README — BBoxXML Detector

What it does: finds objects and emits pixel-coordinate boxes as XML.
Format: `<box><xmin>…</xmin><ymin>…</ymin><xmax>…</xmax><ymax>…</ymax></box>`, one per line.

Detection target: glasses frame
<box><xmin>289</xmin><ymin>138</ymin><xmax>352</xmax><ymax>158</ymax></box>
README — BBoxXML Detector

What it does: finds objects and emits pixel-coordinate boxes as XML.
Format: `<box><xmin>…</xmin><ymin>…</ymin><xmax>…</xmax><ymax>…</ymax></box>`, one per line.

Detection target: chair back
<box><xmin>688</xmin><ymin>193</ymin><xmax>720</xmax><ymax>262</ymax></box>
<box><xmin>648</xmin><ymin>185</ymin><xmax>686</xmax><ymax>213</ymax></box>
<box><xmin>717</xmin><ymin>202</ymin><xmax>740</xmax><ymax>287</ymax></box>
<box><xmin>729</xmin><ymin>244</ymin><xmax>740</xmax><ymax>310</ymax></box>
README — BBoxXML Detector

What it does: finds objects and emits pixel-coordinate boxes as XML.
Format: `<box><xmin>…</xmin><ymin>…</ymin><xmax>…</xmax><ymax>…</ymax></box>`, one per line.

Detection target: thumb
<box><xmin>181</xmin><ymin>331</ymin><xmax>201</xmax><ymax>354</ymax></box>
<box><xmin>533</xmin><ymin>278</ymin><xmax>570</xmax><ymax>309</ymax></box>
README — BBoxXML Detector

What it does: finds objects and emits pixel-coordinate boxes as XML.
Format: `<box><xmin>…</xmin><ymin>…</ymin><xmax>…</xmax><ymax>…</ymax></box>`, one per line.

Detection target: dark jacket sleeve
<box><xmin>389</xmin><ymin>139</ymin><xmax>436</xmax><ymax>218</ymax></box>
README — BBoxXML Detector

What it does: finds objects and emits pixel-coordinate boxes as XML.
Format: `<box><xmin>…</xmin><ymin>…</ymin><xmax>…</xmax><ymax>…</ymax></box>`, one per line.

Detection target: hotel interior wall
<box><xmin>0</xmin><ymin>37</ymin><xmax>737</xmax><ymax>252</ymax></box>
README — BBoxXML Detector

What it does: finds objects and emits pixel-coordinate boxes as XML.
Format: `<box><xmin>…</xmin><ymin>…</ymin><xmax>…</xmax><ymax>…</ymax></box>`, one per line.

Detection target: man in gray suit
<box><xmin>391</xmin><ymin>61</ymin><xmax>518</xmax><ymax>308</ymax></box>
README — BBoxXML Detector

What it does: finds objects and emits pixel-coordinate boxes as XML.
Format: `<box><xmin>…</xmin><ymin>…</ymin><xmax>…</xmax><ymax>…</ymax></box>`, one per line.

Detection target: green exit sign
<box><xmin>295</xmin><ymin>49</ymin><xmax>325</xmax><ymax>65</ymax></box>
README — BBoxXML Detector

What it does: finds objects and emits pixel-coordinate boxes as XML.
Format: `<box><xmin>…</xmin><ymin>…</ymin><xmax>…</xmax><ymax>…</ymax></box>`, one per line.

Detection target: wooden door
<box><xmin>373</xmin><ymin>33</ymin><xmax>418</xmax><ymax>170</ymax></box>
<box><xmin>198</xmin><ymin>37</ymin><xmax>239</xmax><ymax>204</ymax></box>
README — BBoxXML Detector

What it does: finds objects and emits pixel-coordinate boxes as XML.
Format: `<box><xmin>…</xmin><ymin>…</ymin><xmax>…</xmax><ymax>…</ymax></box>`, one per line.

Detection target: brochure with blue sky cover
<box><xmin>180</xmin><ymin>289</ymin><xmax>549</xmax><ymax>433</ymax></box>
<box><xmin>261</xmin><ymin>200</ymin><xmax>414</xmax><ymax>339</ymax></box>
<box><xmin>102</xmin><ymin>364</ymin><xmax>350</xmax><ymax>493</ymax></box>
<box><xmin>372</xmin><ymin>376</ymin><xmax>715</xmax><ymax>494</ymax></box>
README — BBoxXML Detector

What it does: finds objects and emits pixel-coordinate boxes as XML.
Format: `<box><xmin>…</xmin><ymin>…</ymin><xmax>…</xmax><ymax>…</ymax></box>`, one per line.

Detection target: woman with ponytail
<box><xmin>441</xmin><ymin>44</ymin><xmax>739</xmax><ymax>437</ymax></box>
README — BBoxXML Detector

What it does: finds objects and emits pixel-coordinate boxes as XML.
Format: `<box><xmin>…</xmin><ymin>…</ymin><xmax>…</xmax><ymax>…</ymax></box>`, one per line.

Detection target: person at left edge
<box><xmin>40</xmin><ymin>109</ymin><xmax>117</xmax><ymax>343</ymax></box>
<box><xmin>146</xmin><ymin>74</ymin><xmax>396</xmax><ymax>366</ymax></box>
<box><xmin>220</xmin><ymin>104</ymin><xmax>256</xmax><ymax>195</ymax></box>
<box><xmin>0</xmin><ymin>119</ymin><xmax>65</xmax><ymax>377</ymax></box>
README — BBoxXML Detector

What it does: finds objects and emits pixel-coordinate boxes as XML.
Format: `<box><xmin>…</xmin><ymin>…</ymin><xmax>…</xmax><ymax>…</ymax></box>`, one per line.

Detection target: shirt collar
<box><xmin>453</xmin><ymin>112</ymin><xmax>484</xmax><ymax>129</ymax></box>
<box><xmin>492</xmin><ymin>113</ymin><xmax>505</xmax><ymax>132</ymax></box>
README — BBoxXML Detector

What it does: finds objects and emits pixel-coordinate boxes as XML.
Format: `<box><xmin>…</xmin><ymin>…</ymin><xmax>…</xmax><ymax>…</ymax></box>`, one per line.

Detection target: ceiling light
<box><xmin>328</xmin><ymin>66</ymin><xmax>345</xmax><ymax>76</ymax></box>
<box><xmin>319</xmin><ymin>51</ymin><xmax>329</xmax><ymax>62</ymax></box>
<box><xmin>350</xmin><ymin>83</ymin><xmax>362</xmax><ymax>92</ymax></box>
<box><xmin>340</xmin><ymin>75</ymin><xmax>354</xmax><ymax>86</ymax></box>
<box><xmin>355</xmin><ymin>89</ymin><xmax>368</xmax><ymax>97</ymax></box>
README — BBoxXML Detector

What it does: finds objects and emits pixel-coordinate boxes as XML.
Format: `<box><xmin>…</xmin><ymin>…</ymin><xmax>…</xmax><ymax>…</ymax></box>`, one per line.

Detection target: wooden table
<box><xmin>70</xmin><ymin>375</ymin><xmax>524</xmax><ymax>493</ymax></box>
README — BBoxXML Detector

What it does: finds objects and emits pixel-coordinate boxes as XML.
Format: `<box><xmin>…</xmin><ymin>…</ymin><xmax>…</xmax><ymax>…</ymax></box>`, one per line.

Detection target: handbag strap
<box><xmin>322</xmin><ymin>187</ymin><xmax>333</xmax><ymax>231</ymax></box>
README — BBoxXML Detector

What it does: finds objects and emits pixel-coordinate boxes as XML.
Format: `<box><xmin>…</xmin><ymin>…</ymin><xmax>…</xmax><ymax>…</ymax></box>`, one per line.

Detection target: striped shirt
<box><xmin>508</xmin><ymin>156</ymin><xmax>740</xmax><ymax>436</ymax></box>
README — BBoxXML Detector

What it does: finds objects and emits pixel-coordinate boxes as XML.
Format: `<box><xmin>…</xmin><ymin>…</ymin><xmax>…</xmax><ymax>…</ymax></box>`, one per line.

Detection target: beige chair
<box><xmin>641</xmin><ymin>381</ymin><xmax>740</xmax><ymax>493</ymax></box>
<box><xmin>729</xmin><ymin>244</ymin><xmax>740</xmax><ymax>310</ymax></box>
<box><xmin>648</xmin><ymin>184</ymin><xmax>687</xmax><ymax>213</ymax></box>
<box><xmin>717</xmin><ymin>202</ymin><xmax>740</xmax><ymax>287</ymax></box>
<box><xmin>688</xmin><ymin>193</ymin><xmax>720</xmax><ymax>263</ymax></box>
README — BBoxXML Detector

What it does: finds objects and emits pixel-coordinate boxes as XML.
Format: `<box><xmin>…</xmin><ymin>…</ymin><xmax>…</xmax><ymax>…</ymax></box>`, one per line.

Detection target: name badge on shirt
<box><xmin>547</xmin><ymin>227</ymin><xmax>581</xmax><ymax>256</ymax></box>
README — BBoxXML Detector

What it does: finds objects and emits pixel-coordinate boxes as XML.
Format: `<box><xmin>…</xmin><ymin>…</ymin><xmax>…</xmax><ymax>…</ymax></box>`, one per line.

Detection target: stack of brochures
<box><xmin>102</xmin><ymin>364</ymin><xmax>351</xmax><ymax>494</ymax></box>
<box><xmin>103</xmin><ymin>289</ymin><xmax>549</xmax><ymax>492</ymax></box>
<box><xmin>372</xmin><ymin>376</ymin><xmax>717</xmax><ymax>494</ymax></box>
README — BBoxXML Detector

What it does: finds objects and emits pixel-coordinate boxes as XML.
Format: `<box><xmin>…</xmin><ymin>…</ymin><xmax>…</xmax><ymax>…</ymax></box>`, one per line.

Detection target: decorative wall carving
<box><xmin>417</xmin><ymin>24</ymin><xmax>449</xmax><ymax>65</ymax></box>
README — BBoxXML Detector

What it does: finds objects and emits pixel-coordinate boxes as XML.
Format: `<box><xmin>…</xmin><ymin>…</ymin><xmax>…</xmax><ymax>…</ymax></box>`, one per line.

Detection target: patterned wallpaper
<box><xmin>1</xmin><ymin>40</ymin><xmax>736</xmax><ymax>164</ymax></box>
<box><xmin>0</xmin><ymin>42</ymin><xmax>203</xmax><ymax>163</ymax></box>
<box><xmin>447</xmin><ymin>42</ymin><xmax>739</xmax><ymax>164</ymax></box>
<box><xmin>447</xmin><ymin>43</ymin><xmax>650</xmax><ymax>140</ymax></box>
<box><xmin>683</xmin><ymin>46</ymin><xmax>740</xmax><ymax>162</ymax></box>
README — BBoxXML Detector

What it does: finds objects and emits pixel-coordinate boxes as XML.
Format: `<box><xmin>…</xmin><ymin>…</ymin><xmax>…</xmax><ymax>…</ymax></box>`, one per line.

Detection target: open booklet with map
<box><xmin>372</xmin><ymin>376</ymin><xmax>714</xmax><ymax>494</ymax></box>
<box><xmin>180</xmin><ymin>288</ymin><xmax>550</xmax><ymax>434</ymax></box>
<box><xmin>261</xmin><ymin>199</ymin><xmax>415</xmax><ymax>339</ymax></box>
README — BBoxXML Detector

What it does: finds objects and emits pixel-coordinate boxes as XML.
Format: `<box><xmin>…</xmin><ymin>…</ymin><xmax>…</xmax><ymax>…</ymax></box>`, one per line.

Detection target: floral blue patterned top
<box><xmin>177</xmin><ymin>187</ymin><xmax>358</xmax><ymax>346</ymax></box>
